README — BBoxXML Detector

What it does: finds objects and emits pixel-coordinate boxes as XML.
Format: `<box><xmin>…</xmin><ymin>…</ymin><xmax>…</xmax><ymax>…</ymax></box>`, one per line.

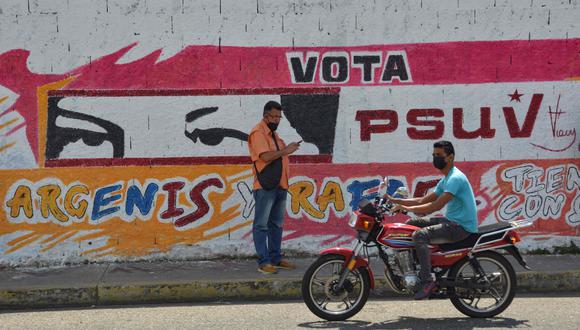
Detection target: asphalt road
<box><xmin>0</xmin><ymin>294</ymin><xmax>578</xmax><ymax>329</ymax></box>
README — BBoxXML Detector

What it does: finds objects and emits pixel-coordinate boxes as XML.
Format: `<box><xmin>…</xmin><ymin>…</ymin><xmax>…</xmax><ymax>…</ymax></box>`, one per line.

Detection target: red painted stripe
<box><xmin>5</xmin><ymin>122</ymin><xmax>26</xmax><ymax>136</ymax></box>
<box><xmin>0</xmin><ymin>108</ymin><xmax>12</xmax><ymax>118</ymax></box>
<box><xmin>289</xmin><ymin>155</ymin><xmax>333</xmax><ymax>163</ymax></box>
<box><xmin>58</xmin><ymin>39</ymin><xmax>579</xmax><ymax>91</ymax></box>
<box><xmin>45</xmin><ymin>155</ymin><xmax>332</xmax><ymax>167</ymax></box>
<box><xmin>48</xmin><ymin>87</ymin><xmax>341</xmax><ymax>97</ymax></box>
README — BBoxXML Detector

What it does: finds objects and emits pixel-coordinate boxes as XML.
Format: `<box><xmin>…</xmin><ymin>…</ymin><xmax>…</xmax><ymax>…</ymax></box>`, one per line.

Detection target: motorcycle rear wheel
<box><xmin>448</xmin><ymin>251</ymin><xmax>516</xmax><ymax>318</ymax></box>
<box><xmin>301</xmin><ymin>254</ymin><xmax>371</xmax><ymax>321</ymax></box>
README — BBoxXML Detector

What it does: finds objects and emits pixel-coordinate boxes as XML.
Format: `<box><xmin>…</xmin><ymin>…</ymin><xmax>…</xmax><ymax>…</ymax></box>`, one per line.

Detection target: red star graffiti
<box><xmin>508</xmin><ymin>89</ymin><xmax>524</xmax><ymax>102</ymax></box>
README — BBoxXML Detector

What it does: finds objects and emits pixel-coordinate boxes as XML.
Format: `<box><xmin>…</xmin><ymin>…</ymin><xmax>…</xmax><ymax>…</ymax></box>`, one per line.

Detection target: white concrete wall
<box><xmin>0</xmin><ymin>0</ymin><xmax>577</xmax><ymax>72</ymax></box>
<box><xmin>0</xmin><ymin>0</ymin><xmax>578</xmax><ymax>266</ymax></box>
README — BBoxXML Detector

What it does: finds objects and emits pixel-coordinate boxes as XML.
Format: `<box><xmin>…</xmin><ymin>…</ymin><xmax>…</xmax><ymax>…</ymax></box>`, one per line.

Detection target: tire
<box><xmin>448</xmin><ymin>251</ymin><xmax>517</xmax><ymax>318</ymax></box>
<box><xmin>301</xmin><ymin>254</ymin><xmax>371</xmax><ymax>321</ymax></box>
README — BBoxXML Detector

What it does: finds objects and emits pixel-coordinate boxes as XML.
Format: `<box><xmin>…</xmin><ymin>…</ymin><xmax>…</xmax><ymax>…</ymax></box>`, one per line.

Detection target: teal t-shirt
<box><xmin>435</xmin><ymin>166</ymin><xmax>478</xmax><ymax>233</ymax></box>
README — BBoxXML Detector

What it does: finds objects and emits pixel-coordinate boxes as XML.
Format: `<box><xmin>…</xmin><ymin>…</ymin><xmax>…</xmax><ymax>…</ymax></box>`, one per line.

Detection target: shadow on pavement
<box><xmin>298</xmin><ymin>316</ymin><xmax>530</xmax><ymax>329</ymax></box>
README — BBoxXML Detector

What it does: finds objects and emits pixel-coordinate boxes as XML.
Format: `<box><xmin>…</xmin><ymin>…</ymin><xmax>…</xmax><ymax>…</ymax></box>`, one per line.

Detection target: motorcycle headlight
<box><xmin>348</xmin><ymin>214</ymin><xmax>358</xmax><ymax>228</ymax></box>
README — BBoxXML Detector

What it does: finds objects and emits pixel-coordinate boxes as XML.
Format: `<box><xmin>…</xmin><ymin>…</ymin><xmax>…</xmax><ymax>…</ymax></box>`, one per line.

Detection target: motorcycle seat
<box><xmin>438</xmin><ymin>222</ymin><xmax>513</xmax><ymax>252</ymax></box>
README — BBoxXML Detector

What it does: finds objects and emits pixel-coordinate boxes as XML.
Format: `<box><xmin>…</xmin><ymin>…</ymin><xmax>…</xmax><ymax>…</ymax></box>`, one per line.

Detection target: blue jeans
<box><xmin>252</xmin><ymin>188</ymin><xmax>287</xmax><ymax>266</ymax></box>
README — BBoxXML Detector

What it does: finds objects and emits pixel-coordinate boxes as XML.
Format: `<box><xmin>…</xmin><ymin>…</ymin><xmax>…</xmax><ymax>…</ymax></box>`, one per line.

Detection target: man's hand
<box><xmin>391</xmin><ymin>204</ymin><xmax>406</xmax><ymax>214</ymax></box>
<box><xmin>385</xmin><ymin>195</ymin><xmax>406</xmax><ymax>214</ymax></box>
<box><xmin>284</xmin><ymin>142</ymin><xmax>300</xmax><ymax>155</ymax></box>
<box><xmin>383</xmin><ymin>194</ymin><xmax>403</xmax><ymax>205</ymax></box>
<box><xmin>382</xmin><ymin>194</ymin><xmax>393</xmax><ymax>201</ymax></box>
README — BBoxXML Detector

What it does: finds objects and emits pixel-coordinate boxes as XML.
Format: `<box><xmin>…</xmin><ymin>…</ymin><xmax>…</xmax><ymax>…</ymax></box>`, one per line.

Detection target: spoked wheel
<box><xmin>449</xmin><ymin>251</ymin><xmax>516</xmax><ymax>318</ymax></box>
<box><xmin>302</xmin><ymin>254</ymin><xmax>371</xmax><ymax>321</ymax></box>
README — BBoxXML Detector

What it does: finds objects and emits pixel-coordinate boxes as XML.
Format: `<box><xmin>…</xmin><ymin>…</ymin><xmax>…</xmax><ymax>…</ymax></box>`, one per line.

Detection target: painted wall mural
<box><xmin>0</xmin><ymin>2</ymin><xmax>579</xmax><ymax>265</ymax></box>
<box><xmin>1</xmin><ymin>160</ymin><xmax>578</xmax><ymax>264</ymax></box>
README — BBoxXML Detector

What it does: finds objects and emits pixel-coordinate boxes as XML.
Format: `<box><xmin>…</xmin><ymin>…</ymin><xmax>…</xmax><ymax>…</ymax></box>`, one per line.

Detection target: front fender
<box><xmin>320</xmin><ymin>247</ymin><xmax>375</xmax><ymax>289</ymax></box>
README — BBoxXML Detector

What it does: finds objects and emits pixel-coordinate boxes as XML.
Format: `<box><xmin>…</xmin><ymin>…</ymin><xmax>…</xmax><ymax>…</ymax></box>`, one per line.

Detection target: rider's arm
<box><xmin>389</xmin><ymin>191</ymin><xmax>438</xmax><ymax>206</ymax></box>
<box><xmin>398</xmin><ymin>192</ymin><xmax>453</xmax><ymax>214</ymax></box>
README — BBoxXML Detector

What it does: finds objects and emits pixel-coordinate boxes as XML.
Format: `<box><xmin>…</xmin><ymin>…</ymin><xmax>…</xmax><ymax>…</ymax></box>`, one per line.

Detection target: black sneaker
<box><xmin>414</xmin><ymin>281</ymin><xmax>436</xmax><ymax>300</ymax></box>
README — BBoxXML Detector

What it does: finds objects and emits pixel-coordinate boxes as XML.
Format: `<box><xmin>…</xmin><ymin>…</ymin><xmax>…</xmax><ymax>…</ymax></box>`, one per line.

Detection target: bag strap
<box><xmin>271</xmin><ymin>131</ymin><xmax>280</xmax><ymax>151</ymax></box>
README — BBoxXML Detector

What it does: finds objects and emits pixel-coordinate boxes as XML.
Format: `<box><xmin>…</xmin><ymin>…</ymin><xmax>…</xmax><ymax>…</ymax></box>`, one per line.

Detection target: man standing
<box><xmin>248</xmin><ymin>101</ymin><xmax>300</xmax><ymax>274</ymax></box>
<box><xmin>388</xmin><ymin>140</ymin><xmax>478</xmax><ymax>299</ymax></box>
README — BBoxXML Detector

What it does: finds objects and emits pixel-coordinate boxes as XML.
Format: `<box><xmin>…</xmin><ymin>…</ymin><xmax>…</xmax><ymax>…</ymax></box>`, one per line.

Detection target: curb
<box><xmin>0</xmin><ymin>287</ymin><xmax>97</xmax><ymax>308</ymax></box>
<box><xmin>1</xmin><ymin>271</ymin><xmax>579</xmax><ymax>309</ymax></box>
<box><xmin>98</xmin><ymin>278</ymin><xmax>302</xmax><ymax>305</ymax></box>
<box><xmin>515</xmin><ymin>270</ymin><xmax>580</xmax><ymax>292</ymax></box>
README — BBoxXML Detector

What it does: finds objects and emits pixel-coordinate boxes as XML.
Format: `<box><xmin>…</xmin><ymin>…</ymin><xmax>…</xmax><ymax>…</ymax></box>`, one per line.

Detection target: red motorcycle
<box><xmin>302</xmin><ymin>183</ymin><xmax>532</xmax><ymax>321</ymax></box>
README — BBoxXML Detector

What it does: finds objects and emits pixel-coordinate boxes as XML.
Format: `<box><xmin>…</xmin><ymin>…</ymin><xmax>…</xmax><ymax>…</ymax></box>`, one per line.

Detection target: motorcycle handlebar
<box><xmin>373</xmin><ymin>197</ymin><xmax>408</xmax><ymax>216</ymax></box>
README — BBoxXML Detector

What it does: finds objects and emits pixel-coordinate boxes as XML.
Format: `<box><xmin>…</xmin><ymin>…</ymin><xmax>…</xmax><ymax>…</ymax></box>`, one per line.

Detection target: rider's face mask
<box><xmin>432</xmin><ymin>155</ymin><xmax>447</xmax><ymax>170</ymax></box>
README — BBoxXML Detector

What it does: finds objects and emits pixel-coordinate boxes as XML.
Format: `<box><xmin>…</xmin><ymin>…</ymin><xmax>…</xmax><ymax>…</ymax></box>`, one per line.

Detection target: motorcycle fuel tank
<box><xmin>377</xmin><ymin>223</ymin><xmax>419</xmax><ymax>248</ymax></box>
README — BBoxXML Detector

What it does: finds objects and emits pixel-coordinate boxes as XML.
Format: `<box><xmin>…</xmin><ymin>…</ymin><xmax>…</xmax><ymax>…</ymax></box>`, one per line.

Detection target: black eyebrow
<box><xmin>185</xmin><ymin>107</ymin><xmax>219</xmax><ymax>123</ymax></box>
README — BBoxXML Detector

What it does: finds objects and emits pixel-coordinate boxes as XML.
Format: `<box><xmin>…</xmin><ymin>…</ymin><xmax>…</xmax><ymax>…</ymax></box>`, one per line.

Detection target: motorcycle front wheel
<box><xmin>301</xmin><ymin>254</ymin><xmax>371</xmax><ymax>321</ymax></box>
<box><xmin>449</xmin><ymin>251</ymin><xmax>517</xmax><ymax>318</ymax></box>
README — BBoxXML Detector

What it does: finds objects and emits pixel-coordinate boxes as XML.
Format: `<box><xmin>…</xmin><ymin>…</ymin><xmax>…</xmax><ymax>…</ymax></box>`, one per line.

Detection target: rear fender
<box><xmin>502</xmin><ymin>245</ymin><xmax>531</xmax><ymax>270</ymax></box>
<box><xmin>320</xmin><ymin>247</ymin><xmax>375</xmax><ymax>289</ymax></box>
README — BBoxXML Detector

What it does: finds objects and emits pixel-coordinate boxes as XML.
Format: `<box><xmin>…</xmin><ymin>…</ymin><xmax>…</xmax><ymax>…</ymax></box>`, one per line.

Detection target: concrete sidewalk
<box><xmin>1</xmin><ymin>255</ymin><xmax>579</xmax><ymax>309</ymax></box>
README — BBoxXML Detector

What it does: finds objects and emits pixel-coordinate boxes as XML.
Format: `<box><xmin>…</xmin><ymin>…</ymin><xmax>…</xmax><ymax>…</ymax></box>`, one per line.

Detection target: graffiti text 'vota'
<box><xmin>286</xmin><ymin>51</ymin><xmax>412</xmax><ymax>84</ymax></box>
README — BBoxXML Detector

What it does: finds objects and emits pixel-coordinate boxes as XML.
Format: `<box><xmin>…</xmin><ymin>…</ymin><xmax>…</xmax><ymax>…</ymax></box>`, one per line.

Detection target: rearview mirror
<box><xmin>378</xmin><ymin>176</ymin><xmax>388</xmax><ymax>192</ymax></box>
<box><xmin>394</xmin><ymin>187</ymin><xmax>409</xmax><ymax>199</ymax></box>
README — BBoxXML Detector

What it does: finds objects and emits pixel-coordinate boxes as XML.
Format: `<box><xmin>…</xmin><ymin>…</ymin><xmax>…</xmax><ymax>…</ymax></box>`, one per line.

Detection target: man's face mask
<box><xmin>432</xmin><ymin>155</ymin><xmax>447</xmax><ymax>169</ymax></box>
<box><xmin>266</xmin><ymin>111</ymin><xmax>282</xmax><ymax>131</ymax></box>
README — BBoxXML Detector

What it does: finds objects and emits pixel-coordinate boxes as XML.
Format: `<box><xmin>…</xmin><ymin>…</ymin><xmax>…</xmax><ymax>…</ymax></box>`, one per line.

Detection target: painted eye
<box><xmin>47</xmin><ymin>98</ymin><xmax>124</xmax><ymax>159</ymax></box>
<box><xmin>185</xmin><ymin>128</ymin><xmax>248</xmax><ymax>146</ymax></box>
<box><xmin>196</xmin><ymin>129</ymin><xmax>226</xmax><ymax>146</ymax></box>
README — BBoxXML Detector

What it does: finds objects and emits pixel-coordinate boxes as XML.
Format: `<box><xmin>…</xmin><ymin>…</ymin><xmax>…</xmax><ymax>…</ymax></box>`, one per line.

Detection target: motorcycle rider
<box><xmin>387</xmin><ymin>140</ymin><xmax>478</xmax><ymax>300</ymax></box>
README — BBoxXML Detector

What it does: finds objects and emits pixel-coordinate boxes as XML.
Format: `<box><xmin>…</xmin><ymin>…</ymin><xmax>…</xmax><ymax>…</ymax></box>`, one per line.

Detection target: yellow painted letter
<box><xmin>64</xmin><ymin>185</ymin><xmax>89</xmax><ymax>219</ymax></box>
<box><xmin>37</xmin><ymin>184</ymin><xmax>69</xmax><ymax>222</ymax></box>
<box><xmin>317</xmin><ymin>181</ymin><xmax>345</xmax><ymax>213</ymax></box>
<box><xmin>288</xmin><ymin>181</ymin><xmax>324</xmax><ymax>219</ymax></box>
<box><xmin>6</xmin><ymin>185</ymin><xmax>33</xmax><ymax>218</ymax></box>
